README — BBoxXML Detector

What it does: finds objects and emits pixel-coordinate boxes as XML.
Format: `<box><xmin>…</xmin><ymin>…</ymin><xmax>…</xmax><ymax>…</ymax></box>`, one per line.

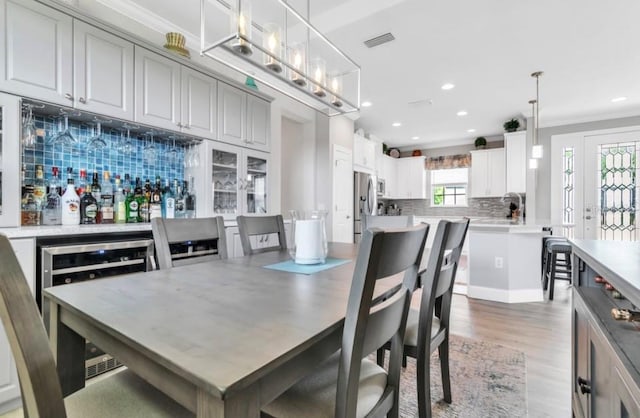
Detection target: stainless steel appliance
<box><xmin>38</xmin><ymin>236</ymin><xmax>154</xmax><ymax>379</ymax></box>
<box><xmin>376</xmin><ymin>178</ymin><xmax>385</xmax><ymax>197</ymax></box>
<box><xmin>354</xmin><ymin>171</ymin><xmax>377</xmax><ymax>243</ymax></box>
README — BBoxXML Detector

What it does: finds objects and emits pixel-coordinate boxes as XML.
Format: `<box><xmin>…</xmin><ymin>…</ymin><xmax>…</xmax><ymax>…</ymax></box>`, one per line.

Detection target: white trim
<box><xmin>467</xmin><ymin>285</ymin><xmax>544</xmax><ymax>303</ymax></box>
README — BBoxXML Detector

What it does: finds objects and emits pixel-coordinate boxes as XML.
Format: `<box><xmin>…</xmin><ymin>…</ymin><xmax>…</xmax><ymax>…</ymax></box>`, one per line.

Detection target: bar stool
<box><xmin>544</xmin><ymin>240</ymin><xmax>572</xmax><ymax>300</ymax></box>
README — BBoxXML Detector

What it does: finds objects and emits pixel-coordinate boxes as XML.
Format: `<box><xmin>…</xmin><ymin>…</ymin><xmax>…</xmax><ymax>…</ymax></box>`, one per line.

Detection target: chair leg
<box><xmin>376</xmin><ymin>347</ymin><xmax>385</xmax><ymax>367</ymax></box>
<box><xmin>402</xmin><ymin>354</ymin><xmax>407</xmax><ymax>368</ymax></box>
<box><xmin>439</xmin><ymin>340</ymin><xmax>452</xmax><ymax>404</ymax></box>
<box><xmin>417</xmin><ymin>350</ymin><xmax>432</xmax><ymax>418</ymax></box>
<box><xmin>549</xmin><ymin>254</ymin><xmax>557</xmax><ymax>300</ymax></box>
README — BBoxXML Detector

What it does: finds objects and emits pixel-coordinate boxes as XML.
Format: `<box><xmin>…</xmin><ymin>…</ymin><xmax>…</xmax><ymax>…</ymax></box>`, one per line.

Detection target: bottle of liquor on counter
<box><xmin>99</xmin><ymin>171</ymin><xmax>114</xmax><ymax>224</ymax></box>
<box><xmin>91</xmin><ymin>172</ymin><xmax>102</xmax><ymax>204</ymax></box>
<box><xmin>123</xmin><ymin>173</ymin><xmax>132</xmax><ymax>196</ymax></box>
<box><xmin>77</xmin><ymin>169</ymin><xmax>88</xmax><ymax>196</ymax></box>
<box><xmin>33</xmin><ymin>164</ymin><xmax>46</xmax><ymax>207</ymax></box>
<box><xmin>80</xmin><ymin>184</ymin><xmax>98</xmax><ymax>224</ymax></box>
<box><xmin>42</xmin><ymin>167</ymin><xmax>62</xmax><ymax>225</ymax></box>
<box><xmin>137</xmin><ymin>177</ymin><xmax>150</xmax><ymax>222</ymax></box>
<box><xmin>125</xmin><ymin>178</ymin><xmax>140</xmax><ymax>223</ymax></box>
<box><xmin>21</xmin><ymin>185</ymin><xmax>41</xmax><ymax>226</ymax></box>
<box><xmin>162</xmin><ymin>179</ymin><xmax>175</xmax><ymax>219</ymax></box>
<box><xmin>61</xmin><ymin>167</ymin><xmax>80</xmax><ymax>226</ymax></box>
<box><xmin>149</xmin><ymin>176</ymin><xmax>163</xmax><ymax>220</ymax></box>
<box><xmin>114</xmin><ymin>175</ymin><xmax>126</xmax><ymax>224</ymax></box>
<box><xmin>185</xmin><ymin>177</ymin><xmax>196</xmax><ymax>219</ymax></box>
<box><xmin>174</xmin><ymin>179</ymin><xmax>186</xmax><ymax>218</ymax></box>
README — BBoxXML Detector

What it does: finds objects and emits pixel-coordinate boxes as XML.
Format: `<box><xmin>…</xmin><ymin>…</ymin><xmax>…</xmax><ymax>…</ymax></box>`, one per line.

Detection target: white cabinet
<box><xmin>181</xmin><ymin>66</ymin><xmax>217</xmax><ymax>139</ymax></box>
<box><xmin>380</xmin><ymin>155</ymin><xmax>397</xmax><ymax>199</ymax></box>
<box><xmin>353</xmin><ymin>134</ymin><xmax>376</xmax><ymax>174</ymax></box>
<box><xmin>395</xmin><ymin>156</ymin><xmax>427</xmax><ymax>199</ymax></box>
<box><xmin>207</xmin><ymin>141</ymin><xmax>270</xmax><ymax>221</ymax></box>
<box><xmin>470</xmin><ymin>148</ymin><xmax>506</xmax><ymax>198</ymax></box>
<box><xmin>218</xmin><ymin>82</ymin><xmax>270</xmax><ymax>151</ymax></box>
<box><xmin>73</xmin><ymin>20</ymin><xmax>134</xmax><ymax>120</ymax></box>
<box><xmin>225</xmin><ymin>223</ymin><xmax>291</xmax><ymax>258</ymax></box>
<box><xmin>0</xmin><ymin>0</ymin><xmax>72</xmax><ymax>105</ymax></box>
<box><xmin>504</xmin><ymin>131</ymin><xmax>527</xmax><ymax>194</ymax></box>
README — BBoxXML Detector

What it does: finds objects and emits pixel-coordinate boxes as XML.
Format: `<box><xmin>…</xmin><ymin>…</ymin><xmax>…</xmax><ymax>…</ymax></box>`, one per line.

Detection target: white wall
<box><xmin>281</xmin><ymin>117</ymin><xmax>316</xmax><ymax>215</ymax></box>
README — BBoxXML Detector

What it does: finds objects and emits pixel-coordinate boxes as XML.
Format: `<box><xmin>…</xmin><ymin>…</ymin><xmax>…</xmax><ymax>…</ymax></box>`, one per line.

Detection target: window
<box><xmin>430</xmin><ymin>168</ymin><xmax>468</xmax><ymax>207</ymax></box>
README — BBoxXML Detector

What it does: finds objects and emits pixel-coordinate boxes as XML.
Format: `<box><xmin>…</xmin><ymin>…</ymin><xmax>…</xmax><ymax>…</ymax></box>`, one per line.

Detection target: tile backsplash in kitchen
<box><xmin>387</xmin><ymin>196</ymin><xmax>526</xmax><ymax>218</ymax></box>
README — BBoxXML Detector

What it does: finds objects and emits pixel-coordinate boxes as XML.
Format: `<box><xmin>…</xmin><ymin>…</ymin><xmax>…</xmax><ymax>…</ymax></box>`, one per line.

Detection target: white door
<box><xmin>583</xmin><ymin>131</ymin><xmax>640</xmax><ymax>240</ymax></box>
<box><xmin>332</xmin><ymin>145</ymin><xmax>353</xmax><ymax>243</ymax></box>
<box><xmin>181</xmin><ymin>67</ymin><xmax>217</xmax><ymax>139</ymax></box>
<box><xmin>74</xmin><ymin>20</ymin><xmax>134</xmax><ymax>120</ymax></box>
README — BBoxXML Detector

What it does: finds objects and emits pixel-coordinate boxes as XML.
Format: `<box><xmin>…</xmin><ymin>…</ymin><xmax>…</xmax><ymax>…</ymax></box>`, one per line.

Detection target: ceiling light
<box><xmin>441</xmin><ymin>83</ymin><xmax>455</xmax><ymax>90</ymax></box>
<box><xmin>412</xmin><ymin>136</ymin><xmax>420</xmax><ymax>140</ymax></box>
<box><xmin>361</xmin><ymin>101</ymin><xmax>372</xmax><ymax>107</ymax></box>
<box><xmin>611</xmin><ymin>97</ymin><xmax>627</xmax><ymax>103</ymax></box>
<box><xmin>200</xmin><ymin>0</ymin><xmax>361</xmax><ymax>116</ymax></box>
<box><xmin>392</xmin><ymin>122</ymin><xmax>402</xmax><ymax>127</ymax></box>
<box><xmin>457</xmin><ymin>110</ymin><xmax>468</xmax><ymax>116</ymax></box>
<box><xmin>467</xmin><ymin>129</ymin><xmax>476</xmax><ymax>133</ymax></box>
<box><xmin>530</xmin><ymin>71</ymin><xmax>544</xmax><ymax>161</ymax></box>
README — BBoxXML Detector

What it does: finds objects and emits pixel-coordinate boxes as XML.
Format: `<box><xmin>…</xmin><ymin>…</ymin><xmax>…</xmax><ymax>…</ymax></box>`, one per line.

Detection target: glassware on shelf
<box><xmin>21</xmin><ymin>104</ymin><xmax>37</xmax><ymax>149</ymax></box>
<box><xmin>167</xmin><ymin>136</ymin><xmax>179</xmax><ymax>165</ymax></box>
<box><xmin>223</xmin><ymin>172</ymin><xmax>235</xmax><ymax>190</ymax></box>
<box><xmin>51</xmin><ymin>112</ymin><xmax>77</xmax><ymax>146</ymax></box>
<box><xmin>143</xmin><ymin>132</ymin><xmax>157</xmax><ymax>165</ymax></box>
<box><xmin>88</xmin><ymin>120</ymin><xmax>108</xmax><ymax>152</ymax></box>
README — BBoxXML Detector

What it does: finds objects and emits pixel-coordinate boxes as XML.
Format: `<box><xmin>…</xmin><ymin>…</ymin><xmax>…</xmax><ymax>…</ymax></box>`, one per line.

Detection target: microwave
<box><xmin>376</xmin><ymin>178</ymin><xmax>386</xmax><ymax>197</ymax></box>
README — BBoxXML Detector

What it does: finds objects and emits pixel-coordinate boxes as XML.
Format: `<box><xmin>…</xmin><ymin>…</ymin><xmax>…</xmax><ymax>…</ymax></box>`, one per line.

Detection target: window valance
<box><xmin>425</xmin><ymin>154</ymin><xmax>471</xmax><ymax>170</ymax></box>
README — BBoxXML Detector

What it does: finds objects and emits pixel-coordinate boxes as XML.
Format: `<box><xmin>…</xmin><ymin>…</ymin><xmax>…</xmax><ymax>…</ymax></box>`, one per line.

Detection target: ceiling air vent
<box><xmin>364</xmin><ymin>33</ymin><xmax>395</xmax><ymax>48</ymax></box>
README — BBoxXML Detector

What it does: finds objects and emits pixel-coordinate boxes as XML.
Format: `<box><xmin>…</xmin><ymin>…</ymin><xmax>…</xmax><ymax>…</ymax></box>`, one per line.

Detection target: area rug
<box><xmin>396</xmin><ymin>335</ymin><xmax>527</xmax><ymax>418</ymax></box>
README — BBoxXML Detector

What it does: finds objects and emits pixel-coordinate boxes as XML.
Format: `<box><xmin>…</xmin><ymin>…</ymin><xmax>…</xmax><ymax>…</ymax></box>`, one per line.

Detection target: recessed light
<box><xmin>467</xmin><ymin>129</ymin><xmax>476</xmax><ymax>133</ymax></box>
<box><xmin>361</xmin><ymin>101</ymin><xmax>372</xmax><ymax>107</ymax></box>
<box><xmin>611</xmin><ymin>97</ymin><xmax>627</xmax><ymax>103</ymax></box>
<box><xmin>457</xmin><ymin>110</ymin><xmax>468</xmax><ymax>116</ymax></box>
<box><xmin>392</xmin><ymin>122</ymin><xmax>402</xmax><ymax>127</ymax></box>
<box><xmin>441</xmin><ymin>83</ymin><xmax>455</xmax><ymax>90</ymax></box>
<box><xmin>411</xmin><ymin>136</ymin><xmax>420</xmax><ymax>140</ymax></box>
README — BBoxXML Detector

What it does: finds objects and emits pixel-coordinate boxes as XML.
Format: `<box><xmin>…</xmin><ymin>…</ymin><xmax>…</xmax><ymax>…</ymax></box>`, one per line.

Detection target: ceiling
<box><xmin>79</xmin><ymin>0</ymin><xmax>640</xmax><ymax>148</ymax></box>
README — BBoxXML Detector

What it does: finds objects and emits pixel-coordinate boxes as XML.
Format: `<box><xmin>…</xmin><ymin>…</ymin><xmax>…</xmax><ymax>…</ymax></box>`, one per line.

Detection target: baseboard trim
<box><xmin>467</xmin><ymin>285</ymin><xmax>544</xmax><ymax>303</ymax></box>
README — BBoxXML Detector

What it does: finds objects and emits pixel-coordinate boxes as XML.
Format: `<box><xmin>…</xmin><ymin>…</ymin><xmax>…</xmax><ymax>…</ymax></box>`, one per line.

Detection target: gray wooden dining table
<box><xmin>45</xmin><ymin>243</ymin><xmax>395</xmax><ymax>418</ymax></box>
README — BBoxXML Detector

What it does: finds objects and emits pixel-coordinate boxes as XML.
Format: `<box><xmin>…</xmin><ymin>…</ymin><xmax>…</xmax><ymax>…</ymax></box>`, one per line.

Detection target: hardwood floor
<box><xmin>419</xmin><ymin>284</ymin><xmax>573</xmax><ymax>418</ymax></box>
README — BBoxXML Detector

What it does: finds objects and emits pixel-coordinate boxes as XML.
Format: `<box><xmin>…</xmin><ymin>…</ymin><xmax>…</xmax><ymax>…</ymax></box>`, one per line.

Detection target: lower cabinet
<box><xmin>225</xmin><ymin>223</ymin><xmax>291</xmax><ymax>258</ymax></box>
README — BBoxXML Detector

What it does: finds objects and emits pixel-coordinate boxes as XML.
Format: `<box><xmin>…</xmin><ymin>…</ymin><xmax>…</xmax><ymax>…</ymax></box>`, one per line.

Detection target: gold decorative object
<box><xmin>164</xmin><ymin>32</ymin><xmax>190</xmax><ymax>58</ymax></box>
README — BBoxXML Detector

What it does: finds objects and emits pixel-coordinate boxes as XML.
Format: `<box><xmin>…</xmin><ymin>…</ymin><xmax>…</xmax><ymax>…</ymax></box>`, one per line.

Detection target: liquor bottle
<box><xmin>123</xmin><ymin>173</ymin><xmax>132</xmax><ymax>196</ymax></box>
<box><xmin>113</xmin><ymin>175</ymin><xmax>126</xmax><ymax>224</ymax></box>
<box><xmin>185</xmin><ymin>177</ymin><xmax>196</xmax><ymax>219</ymax></box>
<box><xmin>162</xmin><ymin>179</ymin><xmax>175</xmax><ymax>219</ymax></box>
<box><xmin>77</xmin><ymin>169</ymin><xmax>88</xmax><ymax>196</ymax></box>
<box><xmin>174</xmin><ymin>180</ymin><xmax>186</xmax><ymax>218</ymax></box>
<box><xmin>125</xmin><ymin>178</ymin><xmax>140</xmax><ymax>223</ymax></box>
<box><xmin>33</xmin><ymin>164</ymin><xmax>46</xmax><ymax>207</ymax></box>
<box><xmin>80</xmin><ymin>184</ymin><xmax>98</xmax><ymax>224</ymax></box>
<box><xmin>149</xmin><ymin>176</ymin><xmax>163</xmax><ymax>220</ymax></box>
<box><xmin>91</xmin><ymin>172</ymin><xmax>102</xmax><ymax>204</ymax></box>
<box><xmin>42</xmin><ymin>167</ymin><xmax>62</xmax><ymax>225</ymax></box>
<box><xmin>21</xmin><ymin>185</ymin><xmax>41</xmax><ymax>226</ymax></box>
<box><xmin>99</xmin><ymin>171</ymin><xmax>114</xmax><ymax>224</ymax></box>
<box><xmin>137</xmin><ymin>178</ymin><xmax>150</xmax><ymax>222</ymax></box>
<box><xmin>61</xmin><ymin>168</ymin><xmax>80</xmax><ymax>226</ymax></box>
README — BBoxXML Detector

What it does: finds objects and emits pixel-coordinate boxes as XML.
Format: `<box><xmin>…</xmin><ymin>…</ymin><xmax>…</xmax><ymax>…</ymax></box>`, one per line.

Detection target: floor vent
<box><xmin>364</xmin><ymin>33</ymin><xmax>395</xmax><ymax>48</ymax></box>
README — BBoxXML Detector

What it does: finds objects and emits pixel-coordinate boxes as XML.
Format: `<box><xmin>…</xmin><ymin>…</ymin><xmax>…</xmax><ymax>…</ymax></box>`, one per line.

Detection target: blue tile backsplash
<box><xmin>23</xmin><ymin>114</ymin><xmax>186</xmax><ymax>185</ymax></box>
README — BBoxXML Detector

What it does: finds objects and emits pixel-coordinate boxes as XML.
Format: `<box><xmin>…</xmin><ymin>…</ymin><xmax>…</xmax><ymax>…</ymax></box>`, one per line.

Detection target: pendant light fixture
<box><xmin>528</xmin><ymin>99</ymin><xmax>538</xmax><ymax>169</ymax></box>
<box><xmin>531</xmin><ymin>71</ymin><xmax>544</xmax><ymax>159</ymax></box>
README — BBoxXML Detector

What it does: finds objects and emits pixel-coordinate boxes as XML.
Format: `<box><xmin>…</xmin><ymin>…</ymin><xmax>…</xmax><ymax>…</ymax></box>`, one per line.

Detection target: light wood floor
<box><xmin>1</xmin><ymin>285</ymin><xmax>572</xmax><ymax>418</ymax></box>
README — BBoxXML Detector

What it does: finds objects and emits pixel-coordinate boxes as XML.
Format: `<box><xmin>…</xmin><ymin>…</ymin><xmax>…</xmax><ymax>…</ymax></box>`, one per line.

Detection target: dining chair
<box><xmin>237</xmin><ymin>214</ymin><xmax>287</xmax><ymax>255</ymax></box>
<box><xmin>0</xmin><ymin>234</ymin><xmax>194</xmax><ymax>418</ymax></box>
<box><xmin>362</xmin><ymin>214</ymin><xmax>414</xmax><ymax>230</ymax></box>
<box><xmin>261</xmin><ymin>224</ymin><xmax>429</xmax><ymax>418</ymax></box>
<box><xmin>377</xmin><ymin>218</ymin><xmax>469</xmax><ymax>418</ymax></box>
<box><xmin>152</xmin><ymin>216</ymin><xmax>228</xmax><ymax>269</ymax></box>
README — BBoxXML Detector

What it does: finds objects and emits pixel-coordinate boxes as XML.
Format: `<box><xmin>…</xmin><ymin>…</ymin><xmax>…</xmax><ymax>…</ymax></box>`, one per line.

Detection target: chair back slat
<box><xmin>336</xmin><ymin>224</ymin><xmax>429</xmax><ymax>418</ymax></box>
<box><xmin>0</xmin><ymin>235</ymin><xmax>67</xmax><ymax>417</ymax></box>
<box><xmin>237</xmin><ymin>215</ymin><xmax>287</xmax><ymax>255</ymax></box>
<box><xmin>152</xmin><ymin>217</ymin><xmax>228</xmax><ymax>270</ymax></box>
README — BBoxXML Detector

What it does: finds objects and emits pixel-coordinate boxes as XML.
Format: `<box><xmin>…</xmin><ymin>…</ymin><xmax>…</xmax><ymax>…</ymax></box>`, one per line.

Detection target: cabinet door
<box><xmin>181</xmin><ymin>67</ymin><xmax>217</xmax><ymax>140</ymax></box>
<box><xmin>505</xmin><ymin>132</ymin><xmax>526</xmax><ymax>193</ymax></box>
<box><xmin>395</xmin><ymin>160</ymin><xmax>410</xmax><ymax>198</ymax></box>
<box><xmin>470</xmin><ymin>151</ymin><xmax>489</xmax><ymax>198</ymax></box>
<box><xmin>0</xmin><ymin>93</ymin><xmax>21</xmax><ymax>227</ymax></box>
<box><xmin>246</xmin><ymin>95</ymin><xmax>270</xmax><ymax>151</ymax></box>
<box><xmin>613</xmin><ymin>367</ymin><xmax>640</xmax><ymax>418</ymax></box>
<box><xmin>217</xmin><ymin>82</ymin><xmax>246</xmax><ymax>144</ymax></box>
<box><xmin>487</xmin><ymin>148</ymin><xmax>506</xmax><ymax>197</ymax></box>
<box><xmin>0</xmin><ymin>0</ymin><xmax>72</xmax><ymax>105</ymax></box>
<box><xmin>407</xmin><ymin>157</ymin><xmax>427</xmax><ymax>199</ymax></box>
<box><xmin>134</xmin><ymin>47</ymin><xmax>181</xmax><ymax>131</ymax></box>
<box><xmin>573</xmin><ymin>295</ymin><xmax>590</xmax><ymax>418</ymax></box>
<box><xmin>74</xmin><ymin>20</ymin><xmax>134</xmax><ymax>120</ymax></box>
<box><xmin>590</xmin><ymin>323</ymin><xmax>612</xmax><ymax>418</ymax></box>
<box><xmin>244</xmin><ymin>151</ymin><xmax>269</xmax><ymax>215</ymax></box>
<box><xmin>211</xmin><ymin>143</ymin><xmax>241</xmax><ymax>220</ymax></box>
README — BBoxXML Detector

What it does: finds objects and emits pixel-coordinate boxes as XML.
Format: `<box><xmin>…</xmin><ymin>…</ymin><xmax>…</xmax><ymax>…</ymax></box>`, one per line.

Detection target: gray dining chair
<box><xmin>0</xmin><ymin>234</ymin><xmax>194</xmax><ymax>418</ymax></box>
<box><xmin>151</xmin><ymin>216</ymin><xmax>228</xmax><ymax>270</ymax></box>
<box><xmin>362</xmin><ymin>214</ymin><xmax>414</xmax><ymax>230</ymax></box>
<box><xmin>261</xmin><ymin>224</ymin><xmax>429</xmax><ymax>418</ymax></box>
<box><xmin>237</xmin><ymin>215</ymin><xmax>287</xmax><ymax>255</ymax></box>
<box><xmin>378</xmin><ymin>219</ymin><xmax>469</xmax><ymax>418</ymax></box>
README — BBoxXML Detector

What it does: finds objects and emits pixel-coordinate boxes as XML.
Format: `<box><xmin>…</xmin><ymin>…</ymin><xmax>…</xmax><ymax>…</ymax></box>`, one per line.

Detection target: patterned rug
<box><xmin>397</xmin><ymin>335</ymin><xmax>527</xmax><ymax>418</ymax></box>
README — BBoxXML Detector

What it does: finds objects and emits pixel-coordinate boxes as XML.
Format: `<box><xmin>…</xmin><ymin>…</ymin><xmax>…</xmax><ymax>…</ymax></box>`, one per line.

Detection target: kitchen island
<box><xmin>467</xmin><ymin>219</ymin><xmax>546</xmax><ymax>303</ymax></box>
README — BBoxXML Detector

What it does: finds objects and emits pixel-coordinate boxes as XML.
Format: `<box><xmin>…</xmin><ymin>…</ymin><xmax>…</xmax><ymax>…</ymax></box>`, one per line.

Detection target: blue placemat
<box><xmin>263</xmin><ymin>258</ymin><xmax>351</xmax><ymax>275</ymax></box>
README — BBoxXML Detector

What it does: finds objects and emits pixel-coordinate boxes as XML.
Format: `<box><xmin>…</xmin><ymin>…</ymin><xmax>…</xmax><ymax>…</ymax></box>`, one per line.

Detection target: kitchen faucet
<box><xmin>501</xmin><ymin>192</ymin><xmax>524</xmax><ymax>222</ymax></box>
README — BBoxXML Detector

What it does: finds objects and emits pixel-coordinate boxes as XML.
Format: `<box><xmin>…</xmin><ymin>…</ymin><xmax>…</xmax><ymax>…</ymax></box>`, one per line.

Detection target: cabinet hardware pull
<box><xmin>577</xmin><ymin>377</ymin><xmax>591</xmax><ymax>394</ymax></box>
<box><xmin>64</xmin><ymin>93</ymin><xmax>74</xmax><ymax>101</ymax></box>
<box><xmin>79</xmin><ymin>97</ymin><xmax>86</xmax><ymax>104</ymax></box>
<box><xmin>176</xmin><ymin>122</ymin><xmax>183</xmax><ymax>128</ymax></box>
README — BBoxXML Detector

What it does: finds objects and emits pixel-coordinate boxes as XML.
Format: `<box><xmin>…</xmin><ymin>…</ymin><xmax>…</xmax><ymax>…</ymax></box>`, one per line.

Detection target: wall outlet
<box><xmin>495</xmin><ymin>256</ymin><xmax>504</xmax><ymax>269</ymax></box>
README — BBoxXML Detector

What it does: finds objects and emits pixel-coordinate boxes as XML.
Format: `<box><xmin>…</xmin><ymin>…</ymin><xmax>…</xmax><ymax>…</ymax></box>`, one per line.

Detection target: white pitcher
<box><xmin>289</xmin><ymin>210</ymin><xmax>328</xmax><ymax>264</ymax></box>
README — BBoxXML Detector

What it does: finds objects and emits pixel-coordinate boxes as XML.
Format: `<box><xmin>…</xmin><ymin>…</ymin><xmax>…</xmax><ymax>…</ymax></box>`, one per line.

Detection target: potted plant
<box><xmin>474</xmin><ymin>136</ymin><xmax>487</xmax><ymax>149</ymax></box>
<box><xmin>503</xmin><ymin>118</ymin><xmax>520</xmax><ymax>132</ymax></box>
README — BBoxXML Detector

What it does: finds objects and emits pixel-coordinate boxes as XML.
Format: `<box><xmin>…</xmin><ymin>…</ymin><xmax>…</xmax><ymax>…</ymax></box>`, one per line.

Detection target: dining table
<box><xmin>44</xmin><ymin>242</ymin><xmax>398</xmax><ymax>418</ymax></box>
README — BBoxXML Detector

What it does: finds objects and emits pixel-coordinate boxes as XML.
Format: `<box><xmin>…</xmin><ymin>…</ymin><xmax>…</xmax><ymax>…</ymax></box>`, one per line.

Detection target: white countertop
<box><xmin>0</xmin><ymin>223</ymin><xmax>153</xmax><ymax>238</ymax></box>
<box><xmin>468</xmin><ymin>219</ymin><xmax>545</xmax><ymax>233</ymax></box>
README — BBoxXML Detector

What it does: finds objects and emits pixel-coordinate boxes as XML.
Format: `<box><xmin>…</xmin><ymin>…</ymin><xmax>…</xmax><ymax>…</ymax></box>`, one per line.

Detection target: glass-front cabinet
<box><xmin>208</xmin><ymin>141</ymin><xmax>269</xmax><ymax>220</ymax></box>
<box><xmin>0</xmin><ymin>93</ymin><xmax>21</xmax><ymax>226</ymax></box>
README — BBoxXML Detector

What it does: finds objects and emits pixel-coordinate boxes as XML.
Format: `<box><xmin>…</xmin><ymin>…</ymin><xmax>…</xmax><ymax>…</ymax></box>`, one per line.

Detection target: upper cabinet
<box><xmin>180</xmin><ymin>66</ymin><xmax>217</xmax><ymax>139</ymax></box>
<box><xmin>395</xmin><ymin>156</ymin><xmax>427</xmax><ymax>199</ymax></box>
<box><xmin>217</xmin><ymin>82</ymin><xmax>270</xmax><ymax>152</ymax></box>
<box><xmin>73</xmin><ymin>20</ymin><xmax>134</xmax><ymax>120</ymax></box>
<box><xmin>504</xmin><ymin>131</ymin><xmax>526</xmax><ymax>194</ymax></box>
<box><xmin>470</xmin><ymin>148</ymin><xmax>506</xmax><ymax>198</ymax></box>
<box><xmin>353</xmin><ymin>134</ymin><xmax>376</xmax><ymax>173</ymax></box>
<box><xmin>0</xmin><ymin>0</ymin><xmax>72</xmax><ymax>105</ymax></box>
<box><xmin>379</xmin><ymin>155</ymin><xmax>397</xmax><ymax>199</ymax></box>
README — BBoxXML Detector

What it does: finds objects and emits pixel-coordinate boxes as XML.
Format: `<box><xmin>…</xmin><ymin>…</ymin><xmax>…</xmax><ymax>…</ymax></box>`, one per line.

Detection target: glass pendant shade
<box><xmin>528</xmin><ymin>158</ymin><xmax>538</xmax><ymax>169</ymax></box>
<box><xmin>532</xmin><ymin>144</ymin><xmax>543</xmax><ymax>159</ymax></box>
<box><xmin>329</xmin><ymin>75</ymin><xmax>343</xmax><ymax>107</ymax></box>
<box><xmin>311</xmin><ymin>58</ymin><xmax>326</xmax><ymax>97</ymax></box>
<box><xmin>262</xmin><ymin>23</ymin><xmax>282</xmax><ymax>73</ymax></box>
<box><xmin>288</xmin><ymin>44</ymin><xmax>307</xmax><ymax>87</ymax></box>
<box><xmin>230</xmin><ymin>0</ymin><xmax>252</xmax><ymax>56</ymax></box>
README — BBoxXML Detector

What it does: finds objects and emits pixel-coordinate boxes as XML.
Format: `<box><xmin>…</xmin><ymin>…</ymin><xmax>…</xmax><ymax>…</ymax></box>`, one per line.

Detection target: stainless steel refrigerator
<box><xmin>354</xmin><ymin>171</ymin><xmax>377</xmax><ymax>243</ymax></box>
